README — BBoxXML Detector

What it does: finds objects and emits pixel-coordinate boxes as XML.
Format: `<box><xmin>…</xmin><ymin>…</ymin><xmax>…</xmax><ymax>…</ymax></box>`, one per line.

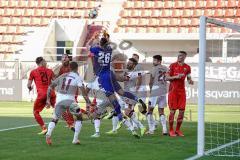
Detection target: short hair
<box><xmin>35</xmin><ymin>57</ymin><xmax>44</xmax><ymax>65</ymax></box>
<box><xmin>100</xmin><ymin>37</ymin><xmax>108</xmax><ymax>47</ymax></box>
<box><xmin>70</xmin><ymin>61</ymin><xmax>78</xmax><ymax>71</ymax></box>
<box><xmin>132</xmin><ymin>53</ymin><xmax>139</xmax><ymax>59</ymax></box>
<box><xmin>128</xmin><ymin>58</ymin><xmax>138</xmax><ymax>66</ymax></box>
<box><xmin>179</xmin><ymin>51</ymin><xmax>187</xmax><ymax>55</ymax></box>
<box><xmin>153</xmin><ymin>55</ymin><xmax>162</xmax><ymax>61</ymax></box>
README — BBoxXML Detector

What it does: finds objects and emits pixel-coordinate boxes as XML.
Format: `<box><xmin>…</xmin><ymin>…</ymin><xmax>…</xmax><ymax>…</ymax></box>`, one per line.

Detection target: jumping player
<box><xmin>166</xmin><ymin>51</ymin><xmax>194</xmax><ymax>137</ymax></box>
<box><xmin>147</xmin><ymin>55</ymin><xmax>168</xmax><ymax>135</ymax></box>
<box><xmin>27</xmin><ymin>57</ymin><xmax>56</xmax><ymax>135</ymax></box>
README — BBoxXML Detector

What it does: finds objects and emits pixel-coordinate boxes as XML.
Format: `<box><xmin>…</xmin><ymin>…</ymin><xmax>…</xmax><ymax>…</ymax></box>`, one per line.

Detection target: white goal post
<box><xmin>197</xmin><ymin>16</ymin><xmax>240</xmax><ymax>158</ymax></box>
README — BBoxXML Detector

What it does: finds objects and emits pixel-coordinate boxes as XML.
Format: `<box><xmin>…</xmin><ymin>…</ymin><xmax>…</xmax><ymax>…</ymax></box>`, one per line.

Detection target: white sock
<box><xmin>46</xmin><ymin>122</ymin><xmax>55</xmax><ymax>136</ymax></box>
<box><xmin>160</xmin><ymin>114</ymin><xmax>167</xmax><ymax>133</ymax></box>
<box><xmin>124</xmin><ymin>119</ymin><xmax>134</xmax><ymax>131</ymax></box>
<box><xmin>112</xmin><ymin>116</ymin><xmax>118</xmax><ymax>131</ymax></box>
<box><xmin>73</xmin><ymin>121</ymin><xmax>82</xmax><ymax>142</ymax></box>
<box><xmin>94</xmin><ymin>119</ymin><xmax>100</xmax><ymax>133</ymax></box>
<box><xmin>131</xmin><ymin>112</ymin><xmax>144</xmax><ymax>129</ymax></box>
<box><xmin>147</xmin><ymin>114</ymin><xmax>154</xmax><ymax>132</ymax></box>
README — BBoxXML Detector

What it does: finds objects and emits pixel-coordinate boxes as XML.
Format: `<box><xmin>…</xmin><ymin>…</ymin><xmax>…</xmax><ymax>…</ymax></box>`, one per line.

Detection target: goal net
<box><xmin>197</xmin><ymin>16</ymin><xmax>240</xmax><ymax>158</ymax></box>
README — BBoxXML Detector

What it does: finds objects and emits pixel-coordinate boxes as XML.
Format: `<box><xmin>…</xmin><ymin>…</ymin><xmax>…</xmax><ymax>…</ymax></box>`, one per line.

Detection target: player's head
<box><xmin>127</xmin><ymin>58</ymin><xmax>138</xmax><ymax>70</ymax></box>
<box><xmin>153</xmin><ymin>55</ymin><xmax>162</xmax><ymax>66</ymax></box>
<box><xmin>61</xmin><ymin>54</ymin><xmax>70</xmax><ymax>66</ymax></box>
<box><xmin>177</xmin><ymin>51</ymin><xmax>187</xmax><ymax>63</ymax></box>
<box><xmin>132</xmin><ymin>53</ymin><xmax>139</xmax><ymax>62</ymax></box>
<box><xmin>35</xmin><ymin>57</ymin><xmax>46</xmax><ymax>67</ymax></box>
<box><xmin>70</xmin><ymin>61</ymin><xmax>78</xmax><ymax>72</ymax></box>
<box><xmin>100</xmin><ymin>37</ymin><xmax>108</xmax><ymax>48</ymax></box>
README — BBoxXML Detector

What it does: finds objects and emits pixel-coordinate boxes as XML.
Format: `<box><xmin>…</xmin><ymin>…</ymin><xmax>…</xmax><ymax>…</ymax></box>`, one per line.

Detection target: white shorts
<box><xmin>53</xmin><ymin>99</ymin><xmax>75</xmax><ymax>119</ymax></box>
<box><xmin>148</xmin><ymin>95</ymin><xmax>167</xmax><ymax>109</ymax></box>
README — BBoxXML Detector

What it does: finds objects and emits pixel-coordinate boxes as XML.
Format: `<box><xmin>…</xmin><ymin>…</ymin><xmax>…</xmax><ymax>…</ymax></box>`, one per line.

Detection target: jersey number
<box><xmin>61</xmin><ymin>78</ymin><xmax>72</xmax><ymax>91</ymax></box>
<box><xmin>40</xmin><ymin>72</ymin><xmax>48</xmax><ymax>84</ymax></box>
<box><xmin>158</xmin><ymin>71</ymin><xmax>166</xmax><ymax>84</ymax></box>
<box><xmin>99</xmin><ymin>52</ymin><xmax>111</xmax><ymax>64</ymax></box>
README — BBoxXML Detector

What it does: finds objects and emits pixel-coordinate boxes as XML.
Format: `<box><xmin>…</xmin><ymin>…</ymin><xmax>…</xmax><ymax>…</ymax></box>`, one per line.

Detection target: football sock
<box><xmin>62</xmin><ymin>110</ymin><xmax>74</xmax><ymax>127</ymax></box>
<box><xmin>131</xmin><ymin>112</ymin><xmax>144</xmax><ymax>129</ymax></box>
<box><xmin>111</xmin><ymin>99</ymin><xmax>123</xmax><ymax>121</ymax></box>
<box><xmin>169</xmin><ymin>112</ymin><xmax>175</xmax><ymax>131</ymax></box>
<box><xmin>123</xmin><ymin>91</ymin><xmax>138</xmax><ymax>102</ymax></box>
<box><xmin>176</xmin><ymin>113</ymin><xmax>184</xmax><ymax>131</ymax></box>
<box><xmin>124</xmin><ymin>119</ymin><xmax>134</xmax><ymax>131</ymax></box>
<box><xmin>147</xmin><ymin>113</ymin><xmax>154</xmax><ymax>132</ymax></box>
<box><xmin>112</xmin><ymin>116</ymin><xmax>118</xmax><ymax>131</ymax></box>
<box><xmin>94</xmin><ymin>119</ymin><xmax>100</xmax><ymax>133</ymax></box>
<box><xmin>34</xmin><ymin>110</ymin><xmax>45</xmax><ymax>128</ymax></box>
<box><xmin>160</xmin><ymin>114</ymin><xmax>167</xmax><ymax>133</ymax></box>
<box><xmin>73</xmin><ymin>121</ymin><xmax>82</xmax><ymax>142</ymax></box>
<box><xmin>46</xmin><ymin>121</ymin><xmax>56</xmax><ymax>136</ymax></box>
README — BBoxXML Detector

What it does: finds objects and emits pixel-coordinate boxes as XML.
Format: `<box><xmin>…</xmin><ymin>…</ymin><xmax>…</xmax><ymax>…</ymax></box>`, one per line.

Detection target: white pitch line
<box><xmin>185</xmin><ymin>154</ymin><xmax>203</xmax><ymax>160</ymax></box>
<box><xmin>0</xmin><ymin>124</ymin><xmax>38</xmax><ymax>132</ymax></box>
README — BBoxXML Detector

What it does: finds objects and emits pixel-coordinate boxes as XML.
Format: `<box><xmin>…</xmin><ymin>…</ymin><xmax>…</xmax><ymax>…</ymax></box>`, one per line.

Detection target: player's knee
<box><xmin>147</xmin><ymin>107</ymin><xmax>154</xmax><ymax>114</ymax></box>
<box><xmin>33</xmin><ymin>110</ymin><xmax>40</xmax><ymax>115</ymax></box>
<box><xmin>124</xmin><ymin>108</ymin><xmax>133</xmax><ymax>118</ymax></box>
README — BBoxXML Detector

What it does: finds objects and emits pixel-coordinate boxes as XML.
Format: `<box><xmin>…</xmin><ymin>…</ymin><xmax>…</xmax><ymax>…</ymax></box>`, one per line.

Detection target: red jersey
<box><xmin>168</xmin><ymin>62</ymin><xmax>191</xmax><ymax>92</ymax></box>
<box><xmin>58</xmin><ymin>65</ymin><xmax>70</xmax><ymax>76</ymax></box>
<box><xmin>29</xmin><ymin>66</ymin><xmax>55</xmax><ymax>93</ymax></box>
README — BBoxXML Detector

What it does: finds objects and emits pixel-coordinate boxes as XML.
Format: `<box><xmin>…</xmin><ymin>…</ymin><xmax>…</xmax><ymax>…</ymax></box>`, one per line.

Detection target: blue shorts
<box><xmin>98</xmin><ymin>71</ymin><xmax>122</xmax><ymax>97</ymax></box>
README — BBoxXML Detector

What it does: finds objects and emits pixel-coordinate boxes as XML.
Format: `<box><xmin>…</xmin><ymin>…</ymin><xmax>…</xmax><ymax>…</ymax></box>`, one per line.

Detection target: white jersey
<box><xmin>53</xmin><ymin>72</ymin><xmax>83</xmax><ymax>103</ymax></box>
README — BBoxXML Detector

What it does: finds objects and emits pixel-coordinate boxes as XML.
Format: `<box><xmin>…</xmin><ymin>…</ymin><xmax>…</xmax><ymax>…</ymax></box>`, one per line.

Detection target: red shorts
<box><xmin>168</xmin><ymin>90</ymin><xmax>186</xmax><ymax>110</ymax></box>
<box><xmin>34</xmin><ymin>92</ymin><xmax>56</xmax><ymax>112</ymax></box>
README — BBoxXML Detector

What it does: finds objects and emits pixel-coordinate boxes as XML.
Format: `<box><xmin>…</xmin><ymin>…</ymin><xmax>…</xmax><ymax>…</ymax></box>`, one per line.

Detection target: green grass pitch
<box><xmin>0</xmin><ymin>102</ymin><xmax>239</xmax><ymax>160</ymax></box>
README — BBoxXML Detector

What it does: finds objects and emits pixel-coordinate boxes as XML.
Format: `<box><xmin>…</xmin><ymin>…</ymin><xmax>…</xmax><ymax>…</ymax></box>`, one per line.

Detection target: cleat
<box><xmin>72</xmin><ymin>139</ymin><xmax>80</xmax><ymax>145</ymax></box>
<box><xmin>169</xmin><ymin>130</ymin><xmax>177</xmax><ymax>137</ymax></box>
<box><xmin>116</xmin><ymin>119</ymin><xmax>125</xmax><ymax>131</ymax></box>
<box><xmin>132</xmin><ymin>131</ymin><xmax>140</xmax><ymax>139</ymax></box>
<box><xmin>162</xmin><ymin>132</ymin><xmax>168</xmax><ymax>136</ymax></box>
<box><xmin>38</xmin><ymin>129</ymin><xmax>47</xmax><ymax>135</ymax></box>
<box><xmin>70</xmin><ymin>126</ymin><xmax>75</xmax><ymax>132</ymax></box>
<box><xmin>105</xmin><ymin>130</ymin><xmax>118</xmax><ymax>135</ymax></box>
<box><xmin>105</xmin><ymin>111</ymin><xmax>114</xmax><ymax>119</ymax></box>
<box><xmin>140</xmin><ymin>127</ymin><xmax>146</xmax><ymax>136</ymax></box>
<box><xmin>145</xmin><ymin>130</ymin><xmax>154</xmax><ymax>135</ymax></box>
<box><xmin>175</xmin><ymin>130</ymin><xmax>184</xmax><ymax>137</ymax></box>
<box><xmin>91</xmin><ymin>133</ymin><xmax>100</xmax><ymax>138</ymax></box>
<box><xmin>46</xmin><ymin>135</ymin><xmax>52</xmax><ymax>145</ymax></box>
<box><xmin>138</xmin><ymin>99</ymin><xmax>147</xmax><ymax>114</ymax></box>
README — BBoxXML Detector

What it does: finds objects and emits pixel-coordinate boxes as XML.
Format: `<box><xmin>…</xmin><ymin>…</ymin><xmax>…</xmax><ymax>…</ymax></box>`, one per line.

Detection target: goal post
<box><xmin>196</xmin><ymin>16</ymin><xmax>240</xmax><ymax>159</ymax></box>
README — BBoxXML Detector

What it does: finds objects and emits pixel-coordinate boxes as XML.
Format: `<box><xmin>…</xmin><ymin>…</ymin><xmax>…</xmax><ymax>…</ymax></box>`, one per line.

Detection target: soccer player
<box><xmin>27</xmin><ymin>57</ymin><xmax>56</xmax><ymax>135</ymax></box>
<box><xmin>45</xmin><ymin>61</ymin><xmax>91</xmax><ymax>145</ymax></box>
<box><xmin>147</xmin><ymin>55</ymin><xmax>168</xmax><ymax>135</ymax></box>
<box><xmin>56</xmin><ymin>53</ymin><xmax>75</xmax><ymax>131</ymax></box>
<box><xmin>88</xmin><ymin>36</ymin><xmax>147</xmax><ymax>129</ymax></box>
<box><xmin>166</xmin><ymin>51</ymin><xmax>194</xmax><ymax>137</ymax></box>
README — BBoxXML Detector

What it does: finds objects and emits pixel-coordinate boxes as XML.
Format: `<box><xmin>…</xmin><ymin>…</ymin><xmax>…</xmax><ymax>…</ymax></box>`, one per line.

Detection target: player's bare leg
<box><xmin>158</xmin><ymin>108</ymin><xmax>168</xmax><ymax>135</ymax></box>
<box><xmin>175</xmin><ymin>109</ymin><xmax>185</xmax><ymax>137</ymax></box>
<box><xmin>169</xmin><ymin>109</ymin><xmax>177</xmax><ymax>137</ymax></box>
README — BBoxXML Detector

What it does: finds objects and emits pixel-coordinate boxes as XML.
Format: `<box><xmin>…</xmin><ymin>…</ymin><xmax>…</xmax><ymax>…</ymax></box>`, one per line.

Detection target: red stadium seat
<box><xmin>47</xmin><ymin>0</ymin><xmax>57</xmax><ymax>9</ymax></box>
<box><xmin>75</xmin><ymin>1</ymin><xmax>86</xmax><ymax>9</ymax></box>
<box><xmin>195</xmin><ymin>0</ymin><xmax>205</xmax><ymax>9</ymax></box>
<box><xmin>128</xmin><ymin>18</ymin><xmax>137</xmax><ymax>27</ymax></box>
<box><xmin>65</xmin><ymin>0</ymin><xmax>76</xmax><ymax>9</ymax></box>
<box><xmin>28</xmin><ymin>0</ymin><xmax>37</xmax><ymax>8</ymax></box>
<box><xmin>180</xmin><ymin>18</ymin><xmax>189</xmax><ymax>27</ymax></box>
<box><xmin>153</xmin><ymin>1</ymin><xmax>164</xmax><ymax>9</ymax></box>
<box><xmin>30</xmin><ymin>17</ymin><xmax>41</xmax><ymax>26</ymax></box>
<box><xmin>13</xmin><ymin>8</ymin><xmax>24</xmax><ymax>17</ymax></box>
<box><xmin>143</xmin><ymin>1</ymin><xmax>152</xmax><ymax>9</ymax></box>
<box><xmin>34</xmin><ymin>8</ymin><xmax>43</xmax><ymax>17</ymax></box>
<box><xmin>216</xmin><ymin>0</ymin><xmax>226</xmax><ymax>8</ymax></box>
<box><xmin>151</xmin><ymin>10</ymin><xmax>160</xmax><ymax>18</ymax></box>
<box><xmin>141</xmin><ymin>10</ymin><xmax>150</xmax><ymax>18</ymax></box>
<box><xmin>161</xmin><ymin>9</ymin><xmax>171</xmax><ymax>18</ymax></box>
<box><xmin>213</xmin><ymin>9</ymin><xmax>224</xmax><ymax>18</ymax></box>
<box><xmin>227</xmin><ymin>0</ymin><xmax>237</xmax><ymax>8</ymax></box>
<box><xmin>0</xmin><ymin>17</ymin><xmax>10</xmax><ymax>25</ymax></box>
<box><xmin>204</xmin><ymin>9</ymin><xmax>213</xmax><ymax>17</ymax></box>
<box><xmin>87</xmin><ymin>1</ymin><xmax>96</xmax><ymax>9</ymax></box>
<box><xmin>6</xmin><ymin>26</ymin><xmax>16</xmax><ymax>34</ymax></box>
<box><xmin>133</xmin><ymin>1</ymin><xmax>142</xmax><ymax>9</ymax></box>
<box><xmin>131</xmin><ymin>10</ymin><xmax>140</xmax><ymax>18</ymax></box>
<box><xmin>159</xmin><ymin>18</ymin><xmax>169</xmax><ymax>26</ymax></box>
<box><xmin>61</xmin><ymin>10</ymin><xmax>72</xmax><ymax>18</ymax></box>
<box><xmin>169</xmin><ymin>18</ymin><xmax>179</xmax><ymax>26</ymax></box>
<box><xmin>20</xmin><ymin>17</ymin><xmax>30</xmax><ymax>26</ymax></box>
<box><xmin>172</xmin><ymin>9</ymin><xmax>182</xmax><ymax>18</ymax></box>
<box><xmin>190</xmin><ymin>18</ymin><xmax>199</xmax><ymax>27</ymax></box>
<box><xmin>164</xmin><ymin>0</ymin><xmax>173</xmax><ymax>9</ymax></box>
<box><xmin>10</xmin><ymin>17</ymin><xmax>21</xmax><ymax>25</ymax></box>
<box><xmin>57</xmin><ymin>0</ymin><xmax>66</xmax><ymax>9</ymax></box>
<box><xmin>37</xmin><ymin>0</ymin><xmax>47</xmax><ymax>8</ymax></box>
<box><xmin>174</xmin><ymin>0</ymin><xmax>184</xmax><ymax>9</ymax></box>
<box><xmin>234</xmin><ymin>18</ymin><xmax>240</xmax><ymax>23</ymax></box>
<box><xmin>123</xmin><ymin>1</ymin><xmax>133</xmax><ymax>9</ymax></box>
<box><xmin>236</xmin><ymin>9</ymin><xmax>240</xmax><ymax>17</ymax></box>
<box><xmin>119</xmin><ymin>10</ymin><xmax>129</xmax><ymax>17</ymax></box>
<box><xmin>225</xmin><ymin>9</ymin><xmax>235</xmax><ymax>17</ymax></box>
<box><xmin>184</xmin><ymin>0</ymin><xmax>195</xmax><ymax>9</ymax></box>
<box><xmin>192</xmin><ymin>9</ymin><xmax>202</xmax><ymax>18</ymax></box>
<box><xmin>206</xmin><ymin>0</ymin><xmax>216</xmax><ymax>9</ymax></box>
<box><xmin>149</xmin><ymin>18</ymin><xmax>159</xmax><ymax>27</ymax></box>
<box><xmin>0</xmin><ymin>1</ymin><xmax>8</xmax><ymax>8</ymax></box>
<box><xmin>4</xmin><ymin>8</ymin><xmax>13</xmax><ymax>17</ymax></box>
<box><xmin>18</xmin><ymin>0</ymin><xmax>28</xmax><ymax>8</ymax></box>
<box><xmin>40</xmin><ymin>18</ymin><xmax>50</xmax><ymax>26</ymax></box>
<box><xmin>138</xmin><ymin>18</ymin><xmax>148</xmax><ymax>26</ymax></box>
<box><xmin>117</xmin><ymin>19</ymin><xmax>127</xmax><ymax>27</ymax></box>
<box><xmin>16</xmin><ymin>26</ymin><xmax>25</xmax><ymax>35</ymax></box>
<box><xmin>24</xmin><ymin>8</ymin><xmax>34</xmax><ymax>17</ymax></box>
<box><xmin>8</xmin><ymin>0</ymin><xmax>18</xmax><ymax>8</ymax></box>
<box><xmin>182</xmin><ymin>9</ymin><xmax>192</xmax><ymax>18</ymax></box>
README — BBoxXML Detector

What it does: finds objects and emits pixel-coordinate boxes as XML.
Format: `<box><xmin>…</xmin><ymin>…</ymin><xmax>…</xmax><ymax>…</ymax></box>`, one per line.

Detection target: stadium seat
<box><xmin>159</xmin><ymin>18</ymin><xmax>169</xmax><ymax>26</ymax></box>
<box><xmin>149</xmin><ymin>18</ymin><xmax>159</xmax><ymax>27</ymax></box>
<box><xmin>4</xmin><ymin>8</ymin><xmax>13</xmax><ymax>17</ymax></box>
<box><xmin>184</xmin><ymin>0</ymin><xmax>195</xmax><ymax>9</ymax></box>
<box><xmin>206</xmin><ymin>0</ymin><xmax>216</xmax><ymax>9</ymax></box>
<box><xmin>87</xmin><ymin>1</ymin><xmax>96</xmax><ymax>9</ymax></box>
<box><xmin>0</xmin><ymin>26</ymin><xmax>6</xmax><ymax>34</ymax></box>
<box><xmin>178</xmin><ymin>27</ymin><xmax>188</xmax><ymax>33</ymax></box>
<box><xmin>16</xmin><ymin>26</ymin><xmax>24</xmax><ymax>35</ymax></box>
<box><xmin>190</xmin><ymin>18</ymin><xmax>199</xmax><ymax>27</ymax></box>
<box><xmin>61</xmin><ymin>10</ymin><xmax>72</xmax><ymax>18</ymax></box>
<box><xmin>167</xmin><ymin>27</ymin><xmax>177</xmax><ymax>33</ymax></box>
<box><xmin>136</xmin><ymin>27</ymin><xmax>147</xmax><ymax>33</ymax></box>
<box><xmin>128</xmin><ymin>18</ymin><xmax>138</xmax><ymax>27</ymax></box>
<box><xmin>18</xmin><ymin>0</ymin><xmax>28</xmax><ymax>8</ymax></box>
<box><xmin>195</xmin><ymin>0</ymin><xmax>205</xmax><ymax>9</ymax></box>
<box><xmin>125</xmin><ymin>27</ymin><xmax>136</xmax><ymax>33</ymax></box>
<box><xmin>180</xmin><ymin>18</ymin><xmax>189</xmax><ymax>27</ymax></box>
<box><xmin>57</xmin><ymin>0</ymin><xmax>66</xmax><ymax>9</ymax></box>
<box><xmin>210</xmin><ymin>27</ymin><xmax>220</xmax><ymax>33</ymax></box>
<box><xmin>7</xmin><ymin>26</ymin><xmax>16</xmax><ymax>34</ymax></box>
<box><xmin>164</xmin><ymin>0</ymin><xmax>173</xmax><ymax>9</ymax></box>
<box><xmin>119</xmin><ymin>10</ymin><xmax>129</xmax><ymax>17</ymax></box>
<box><xmin>138</xmin><ymin>18</ymin><xmax>148</xmax><ymax>26</ymax></box>
<box><xmin>236</xmin><ymin>9</ymin><xmax>240</xmax><ymax>17</ymax></box>
<box><xmin>174</xmin><ymin>0</ymin><xmax>184</xmax><ymax>9</ymax></box>
<box><xmin>169</xmin><ymin>18</ymin><xmax>179</xmax><ymax>26</ymax></box>
<box><xmin>141</xmin><ymin>10</ymin><xmax>150</xmax><ymax>18</ymax></box>
<box><xmin>10</xmin><ymin>17</ymin><xmax>21</xmax><ymax>25</ymax></box>
<box><xmin>151</xmin><ymin>10</ymin><xmax>160</xmax><ymax>18</ymax></box>
<box><xmin>28</xmin><ymin>0</ymin><xmax>37</xmax><ymax>8</ymax></box>
<box><xmin>192</xmin><ymin>9</ymin><xmax>202</xmax><ymax>18</ymax></box>
<box><xmin>65</xmin><ymin>0</ymin><xmax>76</xmax><ymax>9</ymax></box>
<box><xmin>0</xmin><ymin>17</ymin><xmax>10</xmax><ymax>25</ymax></box>
<box><xmin>146</xmin><ymin>27</ymin><xmax>157</xmax><ymax>33</ymax></box>
<box><xmin>225</xmin><ymin>9</ymin><xmax>235</xmax><ymax>17</ymax></box>
<box><xmin>133</xmin><ymin>1</ymin><xmax>142</xmax><ymax>9</ymax></box>
<box><xmin>8</xmin><ymin>0</ymin><xmax>18</xmax><ymax>8</ymax></box>
<box><xmin>182</xmin><ymin>9</ymin><xmax>192</xmax><ymax>18</ymax></box>
<box><xmin>37</xmin><ymin>0</ymin><xmax>47</xmax><ymax>8</ymax></box>
<box><xmin>24</xmin><ymin>8</ymin><xmax>34</xmax><ymax>17</ymax></box>
<box><xmin>123</xmin><ymin>1</ymin><xmax>133</xmax><ymax>9</ymax></box>
<box><xmin>30</xmin><ymin>17</ymin><xmax>41</xmax><ymax>26</ymax></box>
<box><xmin>153</xmin><ymin>1</ymin><xmax>164</xmax><ymax>9</ymax></box>
<box><xmin>234</xmin><ymin>17</ymin><xmax>240</xmax><ymax>23</ymax></box>
<box><xmin>143</xmin><ymin>1</ymin><xmax>152</xmax><ymax>9</ymax></box>
<box><xmin>213</xmin><ymin>9</ymin><xmax>224</xmax><ymax>18</ymax></box>
<box><xmin>117</xmin><ymin>19</ymin><xmax>127</xmax><ymax>27</ymax></box>
<box><xmin>188</xmin><ymin>27</ymin><xmax>198</xmax><ymax>33</ymax></box>
<box><xmin>72</xmin><ymin>10</ymin><xmax>84</xmax><ymax>18</ymax></box>
<box><xmin>47</xmin><ymin>0</ymin><xmax>57</xmax><ymax>9</ymax></box>
<box><xmin>43</xmin><ymin>9</ymin><xmax>54</xmax><ymax>18</ymax></box>
<box><xmin>2</xmin><ymin>35</ymin><xmax>12</xmax><ymax>43</ymax></box>
<box><xmin>0</xmin><ymin>1</ymin><xmax>8</xmax><ymax>8</ymax></box>
<box><xmin>227</xmin><ymin>0</ymin><xmax>237</xmax><ymax>8</ymax></box>
<box><xmin>161</xmin><ymin>9</ymin><xmax>171</xmax><ymax>18</ymax></box>
<box><xmin>131</xmin><ymin>10</ymin><xmax>140</xmax><ymax>18</ymax></box>
<box><xmin>34</xmin><ymin>8</ymin><xmax>44</xmax><ymax>17</ymax></box>
<box><xmin>20</xmin><ymin>17</ymin><xmax>30</xmax><ymax>26</ymax></box>
<box><xmin>13</xmin><ymin>35</ymin><xmax>23</xmax><ymax>44</ymax></box>
<box><xmin>216</xmin><ymin>0</ymin><xmax>226</xmax><ymax>8</ymax></box>
<box><xmin>40</xmin><ymin>18</ymin><xmax>50</xmax><ymax>26</ymax></box>
<box><xmin>75</xmin><ymin>1</ymin><xmax>86</xmax><ymax>9</ymax></box>
<box><xmin>172</xmin><ymin>9</ymin><xmax>182</xmax><ymax>18</ymax></box>
<box><xmin>204</xmin><ymin>9</ymin><xmax>213</xmax><ymax>17</ymax></box>
<box><xmin>13</xmin><ymin>8</ymin><xmax>24</xmax><ymax>17</ymax></box>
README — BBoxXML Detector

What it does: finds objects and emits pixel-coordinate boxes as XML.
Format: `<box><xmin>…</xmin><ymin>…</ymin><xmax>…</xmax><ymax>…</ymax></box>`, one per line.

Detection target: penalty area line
<box><xmin>0</xmin><ymin>124</ymin><xmax>39</xmax><ymax>132</ymax></box>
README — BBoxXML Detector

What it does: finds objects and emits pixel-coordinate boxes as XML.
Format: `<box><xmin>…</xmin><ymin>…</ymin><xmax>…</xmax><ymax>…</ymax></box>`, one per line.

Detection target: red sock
<box><xmin>62</xmin><ymin>109</ymin><xmax>74</xmax><ymax>126</ymax></box>
<box><xmin>169</xmin><ymin>112</ymin><xmax>175</xmax><ymax>131</ymax></box>
<box><xmin>176</xmin><ymin>113</ymin><xmax>184</xmax><ymax>131</ymax></box>
<box><xmin>34</xmin><ymin>111</ymin><xmax>45</xmax><ymax>129</ymax></box>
